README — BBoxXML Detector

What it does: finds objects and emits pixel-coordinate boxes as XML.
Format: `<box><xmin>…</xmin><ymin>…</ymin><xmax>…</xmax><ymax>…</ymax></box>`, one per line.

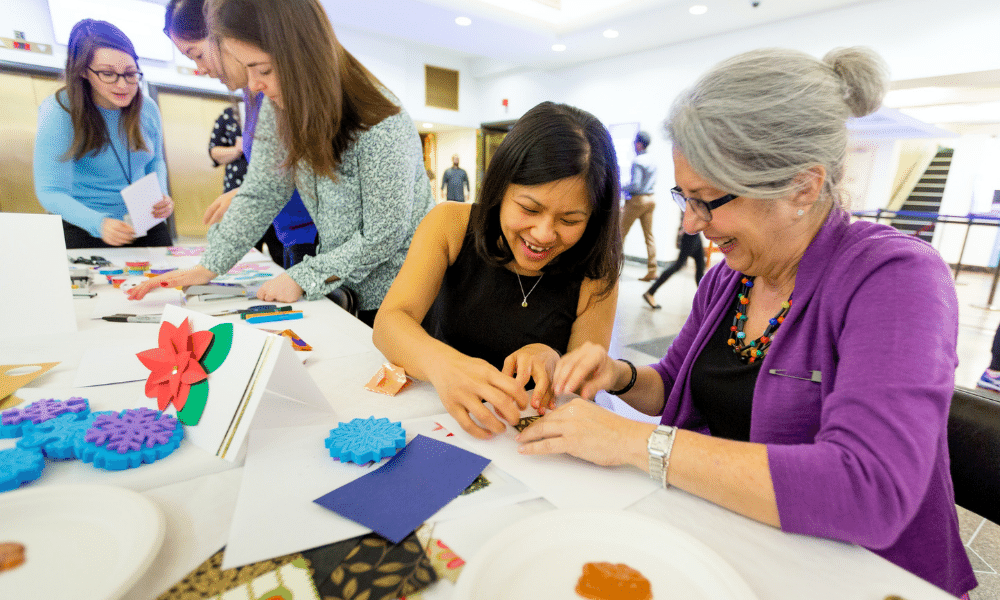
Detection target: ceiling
<box><xmin>318</xmin><ymin>0</ymin><xmax>1000</xmax><ymax>135</ymax></box>
<box><xmin>319</xmin><ymin>0</ymin><xmax>883</xmax><ymax>78</ymax></box>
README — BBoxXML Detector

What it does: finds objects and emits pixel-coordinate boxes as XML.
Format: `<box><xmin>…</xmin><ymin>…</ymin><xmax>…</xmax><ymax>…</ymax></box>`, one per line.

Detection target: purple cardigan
<box><xmin>652</xmin><ymin>207</ymin><xmax>975</xmax><ymax>596</ymax></box>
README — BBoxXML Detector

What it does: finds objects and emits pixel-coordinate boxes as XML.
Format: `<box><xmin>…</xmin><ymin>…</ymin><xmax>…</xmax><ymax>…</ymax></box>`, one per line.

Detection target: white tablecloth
<box><xmin>1</xmin><ymin>247</ymin><xmax>957</xmax><ymax>600</ymax></box>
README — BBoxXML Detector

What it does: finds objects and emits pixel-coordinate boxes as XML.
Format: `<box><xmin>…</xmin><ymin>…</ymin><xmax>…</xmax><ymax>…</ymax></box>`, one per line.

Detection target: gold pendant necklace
<box><xmin>515</xmin><ymin>272</ymin><xmax>544</xmax><ymax>308</ymax></box>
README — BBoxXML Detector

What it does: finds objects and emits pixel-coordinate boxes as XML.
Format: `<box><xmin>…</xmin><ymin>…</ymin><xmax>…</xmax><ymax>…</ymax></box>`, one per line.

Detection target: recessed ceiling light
<box><xmin>455</xmin><ymin>16</ymin><xmax>472</xmax><ymax>26</ymax></box>
<box><xmin>603</xmin><ymin>29</ymin><xmax>619</xmax><ymax>38</ymax></box>
<box><xmin>423</xmin><ymin>123</ymin><xmax>434</xmax><ymax>128</ymax></box>
<box><xmin>552</xmin><ymin>44</ymin><xmax>566</xmax><ymax>52</ymax></box>
<box><xmin>689</xmin><ymin>5</ymin><xmax>708</xmax><ymax>14</ymax></box>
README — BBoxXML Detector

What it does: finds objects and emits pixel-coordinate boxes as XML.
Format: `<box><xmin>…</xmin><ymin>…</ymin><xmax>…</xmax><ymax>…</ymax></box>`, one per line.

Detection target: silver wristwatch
<box><xmin>647</xmin><ymin>425</ymin><xmax>677</xmax><ymax>488</ymax></box>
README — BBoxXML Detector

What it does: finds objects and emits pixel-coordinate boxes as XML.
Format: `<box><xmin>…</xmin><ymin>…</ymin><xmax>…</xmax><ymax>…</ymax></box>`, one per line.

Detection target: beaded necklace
<box><xmin>727</xmin><ymin>276</ymin><xmax>792</xmax><ymax>364</ymax></box>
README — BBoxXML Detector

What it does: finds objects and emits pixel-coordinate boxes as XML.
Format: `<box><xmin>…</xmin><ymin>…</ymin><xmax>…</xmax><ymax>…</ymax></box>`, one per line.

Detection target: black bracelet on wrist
<box><xmin>607</xmin><ymin>358</ymin><xmax>637</xmax><ymax>396</ymax></box>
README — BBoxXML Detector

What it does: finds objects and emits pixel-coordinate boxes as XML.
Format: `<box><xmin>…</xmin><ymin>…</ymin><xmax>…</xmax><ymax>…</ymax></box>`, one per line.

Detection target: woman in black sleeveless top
<box><xmin>374</xmin><ymin>102</ymin><xmax>622</xmax><ymax>439</ymax></box>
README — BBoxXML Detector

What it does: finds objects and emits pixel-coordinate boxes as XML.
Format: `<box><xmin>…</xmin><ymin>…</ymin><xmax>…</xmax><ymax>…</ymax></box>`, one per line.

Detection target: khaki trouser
<box><xmin>621</xmin><ymin>194</ymin><xmax>656</xmax><ymax>269</ymax></box>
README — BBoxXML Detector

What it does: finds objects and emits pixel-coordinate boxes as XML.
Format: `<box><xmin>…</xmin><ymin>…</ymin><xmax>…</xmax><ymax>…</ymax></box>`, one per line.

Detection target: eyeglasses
<box><xmin>88</xmin><ymin>68</ymin><xmax>143</xmax><ymax>85</ymax></box>
<box><xmin>671</xmin><ymin>186</ymin><xmax>738</xmax><ymax>222</ymax></box>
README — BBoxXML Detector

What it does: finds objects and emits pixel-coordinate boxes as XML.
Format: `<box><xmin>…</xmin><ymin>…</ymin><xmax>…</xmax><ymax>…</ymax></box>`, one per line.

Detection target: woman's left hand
<box><xmin>257</xmin><ymin>273</ymin><xmax>303</xmax><ymax>303</ymax></box>
<box><xmin>502</xmin><ymin>343</ymin><xmax>560</xmax><ymax>414</ymax></box>
<box><xmin>516</xmin><ymin>398</ymin><xmax>654</xmax><ymax>468</ymax></box>
<box><xmin>152</xmin><ymin>195</ymin><xmax>174</xmax><ymax>219</ymax></box>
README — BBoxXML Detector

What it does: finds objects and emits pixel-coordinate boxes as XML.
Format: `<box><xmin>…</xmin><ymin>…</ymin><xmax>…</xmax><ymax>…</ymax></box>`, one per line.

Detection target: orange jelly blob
<box><xmin>575</xmin><ymin>562</ymin><xmax>652</xmax><ymax>600</ymax></box>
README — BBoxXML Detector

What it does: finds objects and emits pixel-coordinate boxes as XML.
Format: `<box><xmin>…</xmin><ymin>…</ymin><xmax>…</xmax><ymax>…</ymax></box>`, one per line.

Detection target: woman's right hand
<box><xmin>428</xmin><ymin>354</ymin><xmax>531</xmax><ymax>440</ymax></box>
<box><xmin>203</xmin><ymin>189</ymin><xmax>238</xmax><ymax>226</ymax></box>
<box><xmin>126</xmin><ymin>265</ymin><xmax>216</xmax><ymax>300</ymax></box>
<box><xmin>101</xmin><ymin>218</ymin><xmax>136</xmax><ymax>246</ymax></box>
<box><xmin>553</xmin><ymin>341</ymin><xmax>620</xmax><ymax>400</ymax></box>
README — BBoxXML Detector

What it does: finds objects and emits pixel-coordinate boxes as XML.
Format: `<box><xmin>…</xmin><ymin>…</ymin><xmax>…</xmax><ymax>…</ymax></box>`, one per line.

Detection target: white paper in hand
<box><xmin>121</xmin><ymin>173</ymin><xmax>165</xmax><ymax>237</ymax></box>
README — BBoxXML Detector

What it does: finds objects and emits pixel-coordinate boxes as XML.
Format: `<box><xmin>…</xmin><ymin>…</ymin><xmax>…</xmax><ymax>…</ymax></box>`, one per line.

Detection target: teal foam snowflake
<box><xmin>324</xmin><ymin>417</ymin><xmax>406</xmax><ymax>464</ymax></box>
<box><xmin>0</xmin><ymin>446</ymin><xmax>45</xmax><ymax>492</ymax></box>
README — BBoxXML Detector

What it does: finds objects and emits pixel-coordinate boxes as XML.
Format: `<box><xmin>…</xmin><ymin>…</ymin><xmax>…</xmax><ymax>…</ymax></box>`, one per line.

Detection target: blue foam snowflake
<box><xmin>325</xmin><ymin>417</ymin><xmax>406</xmax><ymax>464</ymax></box>
<box><xmin>0</xmin><ymin>446</ymin><xmax>45</xmax><ymax>492</ymax></box>
<box><xmin>76</xmin><ymin>407</ymin><xmax>184</xmax><ymax>471</ymax></box>
<box><xmin>18</xmin><ymin>411</ymin><xmax>112</xmax><ymax>460</ymax></box>
<box><xmin>0</xmin><ymin>397</ymin><xmax>89</xmax><ymax>438</ymax></box>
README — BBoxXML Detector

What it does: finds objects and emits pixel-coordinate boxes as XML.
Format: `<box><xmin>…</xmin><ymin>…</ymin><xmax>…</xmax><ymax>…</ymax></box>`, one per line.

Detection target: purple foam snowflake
<box><xmin>84</xmin><ymin>407</ymin><xmax>179</xmax><ymax>454</ymax></box>
<box><xmin>1</xmin><ymin>397</ymin><xmax>88</xmax><ymax>426</ymax></box>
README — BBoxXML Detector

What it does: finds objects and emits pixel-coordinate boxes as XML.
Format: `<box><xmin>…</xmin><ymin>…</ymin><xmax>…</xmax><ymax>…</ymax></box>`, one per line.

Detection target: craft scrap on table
<box><xmin>514</xmin><ymin>415</ymin><xmax>541</xmax><ymax>433</ymax></box>
<box><xmin>167</xmin><ymin>246</ymin><xmax>207</xmax><ymax>257</ymax></box>
<box><xmin>0</xmin><ymin>362</ymin><xmax>60</xmax><ymax>410</ymax></box>
<box><xmin>364</xmin><ymin>363</ymin><xmax>411</xmax><ymax>396</ymax></box>
<box><xmin>314</xmin><ymin>434</ymin><xmax>491</xmax><ymax>543</ymax></box>
<box><xmin>158</xmin><ymin>530</ymin><xmax>437</xmax><ymax>600</ymax></box>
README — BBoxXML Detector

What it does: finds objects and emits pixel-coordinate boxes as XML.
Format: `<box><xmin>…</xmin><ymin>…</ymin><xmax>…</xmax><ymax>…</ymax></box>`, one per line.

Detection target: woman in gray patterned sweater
<box><xmin>129</xmin><ymin>0</ymin><xmax>433</xmax><ymax>326</ymax></box>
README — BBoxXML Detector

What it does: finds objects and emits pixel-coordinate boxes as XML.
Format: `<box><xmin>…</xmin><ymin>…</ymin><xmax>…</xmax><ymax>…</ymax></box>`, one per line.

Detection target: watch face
<box><xmin>648</xmin><ymin>427</ymin><xmax>674</xmax><ymax>455</ymax></box>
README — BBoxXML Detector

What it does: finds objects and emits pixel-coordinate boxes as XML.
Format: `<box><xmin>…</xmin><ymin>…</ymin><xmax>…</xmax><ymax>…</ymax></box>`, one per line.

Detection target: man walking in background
<box><xmin>441</xmin><ymin>154</ymin><xmax>470</xmax><ymax>202</ymax></box>
<box><xmin>621</xmin><ymin>131</ymin><xmax>658</xmax><ymax>280</ymax></box>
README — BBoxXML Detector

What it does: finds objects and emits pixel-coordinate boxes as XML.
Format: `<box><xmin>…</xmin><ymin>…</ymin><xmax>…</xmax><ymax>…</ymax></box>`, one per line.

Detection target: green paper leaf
<box><xmin>202</xmin><ymin>323</ymin><xmax>233</xmax><ymax>374</ymax></box>
<box><xmin>178</xmin><ymin>379</ymin><xmax>208</xmax><ymax>425</ymax></box>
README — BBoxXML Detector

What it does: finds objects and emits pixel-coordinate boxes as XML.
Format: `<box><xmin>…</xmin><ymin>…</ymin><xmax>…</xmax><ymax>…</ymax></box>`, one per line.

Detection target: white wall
<box><xmin>479</xmin><ymin>0</ymin><xmax>1000</xmax><ymax>263</ymax></box>
<box><xmin>334</xmin><ymin>27</ymin><xmax>482</xmax><ymax>128</ymax></box>
<box><xmin>433</xmin><ymin>131</ymin><xmax>478</xmax><ymax>203</ymax></box>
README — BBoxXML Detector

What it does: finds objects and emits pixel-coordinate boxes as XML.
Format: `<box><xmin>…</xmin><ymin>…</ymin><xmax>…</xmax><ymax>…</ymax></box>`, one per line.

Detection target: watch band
<box><xmin>647</xmin><ymin>425</ymin><xmax>677</xmax><ymax>488</ymax></box>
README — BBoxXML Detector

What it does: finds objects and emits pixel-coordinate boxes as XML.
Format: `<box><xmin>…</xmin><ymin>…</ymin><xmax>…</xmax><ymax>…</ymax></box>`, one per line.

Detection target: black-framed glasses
<box><xmin>88</xmin><ymin>68</ymin><xmax>143</xmax><ymax>85</ymax></box>
<box><xmin>671</xmin><ymin>186</ymin><xmax>738</xmax><ymax>222</ymax></box>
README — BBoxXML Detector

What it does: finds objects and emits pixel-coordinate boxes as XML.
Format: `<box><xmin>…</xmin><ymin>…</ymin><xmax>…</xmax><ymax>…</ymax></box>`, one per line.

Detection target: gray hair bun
<box><xmin>823</xmin><ymin>47</ymin><xmax>889</xmax><ymax>118</ymax></box>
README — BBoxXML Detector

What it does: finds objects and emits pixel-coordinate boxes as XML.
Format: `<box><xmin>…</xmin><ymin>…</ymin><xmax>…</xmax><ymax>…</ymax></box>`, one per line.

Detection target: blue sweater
<box><xmin>34</xmin><ymin>91</ymin><xmax>168</xmax><ymax>238</ymax></box>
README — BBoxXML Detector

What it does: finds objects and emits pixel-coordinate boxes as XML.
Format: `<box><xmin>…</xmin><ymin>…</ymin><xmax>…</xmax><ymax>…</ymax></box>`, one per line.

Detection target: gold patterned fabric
<box><xmin>157</xmin><ymin>548</ymin><xmax>304</xmax><ymax>600</ymax></box>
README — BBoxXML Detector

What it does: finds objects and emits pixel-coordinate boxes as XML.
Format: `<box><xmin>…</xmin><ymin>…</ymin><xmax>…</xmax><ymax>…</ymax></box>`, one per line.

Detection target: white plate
<box><xmin>0</xmin><ymin>484</ymin><xmax>165</xmax><ymax>600</ymax></box>
<box><xmin>453</xmin><ymin>509</ymin><xmax>758</xmax><ymax>600</ymax></box>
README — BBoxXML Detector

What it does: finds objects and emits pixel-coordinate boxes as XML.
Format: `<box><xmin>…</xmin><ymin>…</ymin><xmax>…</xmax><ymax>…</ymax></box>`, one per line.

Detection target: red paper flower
<box><xmin>136</xmin><ymin>318</ymin><xmax>214</xmax><ymax>412</ymax></box>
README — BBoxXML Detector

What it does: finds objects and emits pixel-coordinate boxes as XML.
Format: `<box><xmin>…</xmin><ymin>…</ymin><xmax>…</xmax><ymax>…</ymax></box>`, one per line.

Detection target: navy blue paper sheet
<box><xmin>314</xmin><ymin>434</ymin><xmax>490</xmax><ymax>543</ymax></box>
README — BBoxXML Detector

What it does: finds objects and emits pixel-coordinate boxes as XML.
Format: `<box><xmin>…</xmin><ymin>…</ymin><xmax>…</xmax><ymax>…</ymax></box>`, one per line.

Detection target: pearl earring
<box><xmin>797</xmin><ymin>209</ymin><xmax>804</xmax><ymax>216</ymax></box>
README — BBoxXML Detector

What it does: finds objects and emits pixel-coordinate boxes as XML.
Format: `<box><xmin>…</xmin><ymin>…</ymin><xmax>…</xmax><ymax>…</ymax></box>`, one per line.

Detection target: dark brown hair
<box><xmin>471</xmin><ymin>101</ymin><xmax>622</xmax><ymax>298</ymax></box>
<box><xmin>163</xmin><ymin>0</ymin><xmax>208</xmax><ymax>41</ymax></box>
<box><xmin>59</xmin><ymin>19</ymin><xmax>146</xmax><ymax>161</ymax></box>
<box><xmin>205</xmin><ymin>0</ymin><xmax>400</xmax><ymax>179</ymax></box>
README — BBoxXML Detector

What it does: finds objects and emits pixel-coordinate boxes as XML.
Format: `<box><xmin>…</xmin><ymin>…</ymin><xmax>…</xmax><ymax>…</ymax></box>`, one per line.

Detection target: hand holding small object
<box><xmin>126</xmin><ymin>265</ymin><xmax>216</xmax><ymax>300</ymax></box>
<box><xmin>516</xmin><ymin>398</ymin><xmax>654</xmax><ymax>467</ymax></box>
<box><xmin>502</xmin><ymin>343</ymin><xmax>560</xmax><ymax>414</ymax></box>
<box><xmin>100</xmin><ymin>218</ymin><xmax>135</xmax><ymax>246</ymax></box>
<box><xmin>151</xmin><ymin>194</ymin><xmax>174</xmax><ymax>219</ymax></box>
<box><xmin>553</xmin><ymin>341</ymin><xmax>621</xmax><ymax>399</ymax></box>
<box><xmin>428</xmin><ymin>353</ymin><xmax>530</xmax><ymax>440</ymax></box>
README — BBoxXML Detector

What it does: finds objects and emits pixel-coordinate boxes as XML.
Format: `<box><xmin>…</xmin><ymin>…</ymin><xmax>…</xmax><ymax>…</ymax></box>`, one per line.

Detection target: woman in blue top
<box><xmin>34</xmin><ymin>19</ymin><xmax>173</xmax><ymax>248</ymax></box>
<box><xmin>163</xmin><ymin>0</ymin><xmax>317</xmax><ymax>268</ymax></box>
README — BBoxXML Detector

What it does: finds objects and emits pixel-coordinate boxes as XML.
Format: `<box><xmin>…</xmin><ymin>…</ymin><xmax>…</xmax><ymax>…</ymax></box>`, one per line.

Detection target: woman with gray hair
<box><xmin>517</xmin><ymin>47</ymin><xmax>976</xmax><ymax>597</ymax></box>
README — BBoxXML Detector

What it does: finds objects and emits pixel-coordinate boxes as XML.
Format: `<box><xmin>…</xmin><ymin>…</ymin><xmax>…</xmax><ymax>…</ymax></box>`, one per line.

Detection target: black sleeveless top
<box><xmin>688</xmin><ymin>293</ymin><xmax>760</xmax><ymax>441</ymax></box>
<box><xmin>422</xmin><ymin>217</ymin><xmax>584</xmax><ymax>371</ymax></box>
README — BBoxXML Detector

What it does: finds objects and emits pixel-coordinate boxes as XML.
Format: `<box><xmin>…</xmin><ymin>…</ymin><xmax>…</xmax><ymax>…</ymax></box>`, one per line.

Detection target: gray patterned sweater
<box><xmin>200</xmin><ymin>98</ymin><xmax>434</xmax><ymax>309</ymax></box>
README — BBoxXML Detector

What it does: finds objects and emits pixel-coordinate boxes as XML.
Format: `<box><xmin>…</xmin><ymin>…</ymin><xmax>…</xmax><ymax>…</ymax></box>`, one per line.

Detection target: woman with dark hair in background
<box><xmin>131</xmin><ymin>0</ymin><xmax>433</xmax><ymax>326</ymax></box>
<box><xmin>34</xmin><ymin>18</ymin><xmax>173</xmax><ymax>248</ymax></box>
<box><xmin>163</xmin><ymin>0</ymin><xmax>316</xmax><ymax>268</ymax></box>
<box><xmin>374</xmin><ymin>101</ymin><xmax>622</xmax><ymax>439</ymax></box>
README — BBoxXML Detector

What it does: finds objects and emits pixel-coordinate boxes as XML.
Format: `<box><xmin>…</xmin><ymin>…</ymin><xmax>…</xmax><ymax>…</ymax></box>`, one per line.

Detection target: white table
<box><xmin>1</xmin><ymin>247</ymin><xmax>957</xmax><ymax>600</ymax></box>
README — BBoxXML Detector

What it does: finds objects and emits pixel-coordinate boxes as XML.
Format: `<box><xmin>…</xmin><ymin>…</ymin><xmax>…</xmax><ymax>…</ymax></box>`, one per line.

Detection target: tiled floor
<box><xmin>614</xmin><ymin>257</ymin><xmax>1000</xmax><ymax>599</ymax></box>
